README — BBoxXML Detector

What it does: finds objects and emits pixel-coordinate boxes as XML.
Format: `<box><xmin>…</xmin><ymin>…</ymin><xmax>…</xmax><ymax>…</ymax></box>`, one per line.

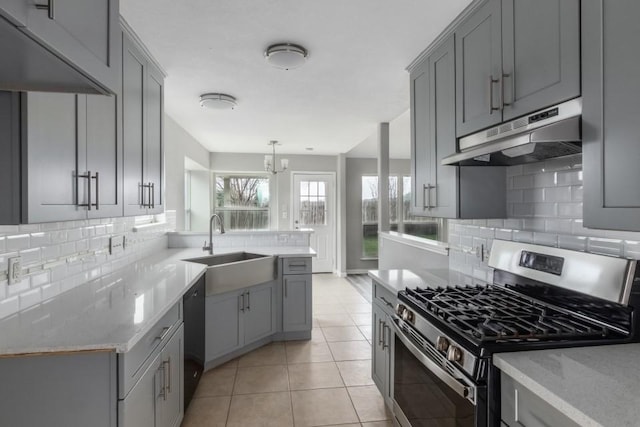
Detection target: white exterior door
<box><xmin>292</xmin><ymin>173</ymin><xmax>335</xmax><ymax>273</ymax></box>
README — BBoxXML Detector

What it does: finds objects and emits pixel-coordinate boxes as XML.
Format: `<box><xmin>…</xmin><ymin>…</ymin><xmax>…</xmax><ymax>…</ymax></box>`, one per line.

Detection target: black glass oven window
<box><xmin>394</xmin><ymin>335</ymin><xmax>475</xmax><ymax>427</ymax></box>
<box><xmin>519</xmin><ymin>251</ymin><xmax>564</xmax><ymax>276</ymax></box>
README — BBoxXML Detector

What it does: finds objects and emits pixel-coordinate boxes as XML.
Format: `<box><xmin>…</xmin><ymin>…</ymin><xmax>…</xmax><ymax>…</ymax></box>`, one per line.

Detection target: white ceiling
<box><xmin>120</xmin><ymin>0</ymin><xmax>472</xmax><ymax>156</ymax></box>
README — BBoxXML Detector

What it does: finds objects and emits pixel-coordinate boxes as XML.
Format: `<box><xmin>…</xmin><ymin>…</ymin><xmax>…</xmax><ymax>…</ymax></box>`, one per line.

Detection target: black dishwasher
<box><xmin>183</xmin><ymin>276</ymin><xmax>205</xmax><ymax>410</ymax></box>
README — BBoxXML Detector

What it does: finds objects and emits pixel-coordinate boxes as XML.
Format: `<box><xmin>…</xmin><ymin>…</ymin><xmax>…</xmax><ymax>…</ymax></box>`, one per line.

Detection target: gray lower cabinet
<box><xmin>411</xmin><ymin>34</ymin><xmax>506</xmax><ymax>219</ymax></box>
<box><xmin>501</xmin><ymin>372</ymin><xmax>579</xmax><ymax>427</ymax></box>
<box><xmin>582</xmin><ymin>0</ymin><xmax>640</xmax><ymax>231</ymax></box>
<box><xmin>0</xmin><ymin>351</ymin><xmax>118</xmax><ymax>427</ymax></box>
<box><xmin>205</xmin><ymin>281</ymin><xmax>276</xmax><ymax>363</ymax></box>
<box><xmin>282</xmin><ymin>274</ymin><xmax>313</xmax><ymax>332</ymax></box>
<box><xmin>122</xmin><ymin>26</ymin><xmax>165</xmax><ymax>216</ymax></box>
<box><xmin>371</xmin><ymin>280</ymin><xmax>396</xmax><ymax>409</ymax></box>
<box><xmin>120</xmin><ymin>324</ymin><xmax>184</xmax><ymax>427</ymax></box>
<box><xmin>0</xmin><ymin>90</ymin><xmax>122</xmax><ymax>224</ymax></box>
<box><xmin>454</xmin><ymin>0</ymin><xmax>580</xmax><ymax>137</ymax></box>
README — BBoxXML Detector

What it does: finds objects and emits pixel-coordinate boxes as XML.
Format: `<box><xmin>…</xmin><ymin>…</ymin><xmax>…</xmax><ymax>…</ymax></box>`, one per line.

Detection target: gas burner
<box><xmin>402</xmin><ymin>284</ymin><xmax>627</xmax><ymax>344</ymax></box>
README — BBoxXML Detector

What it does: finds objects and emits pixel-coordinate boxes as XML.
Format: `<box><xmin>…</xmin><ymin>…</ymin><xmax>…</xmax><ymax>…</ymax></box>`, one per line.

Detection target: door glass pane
<box><xmin>298</xmin><ymin>180</ymin><xmax>327</xmax><ymax>226</ymax></box>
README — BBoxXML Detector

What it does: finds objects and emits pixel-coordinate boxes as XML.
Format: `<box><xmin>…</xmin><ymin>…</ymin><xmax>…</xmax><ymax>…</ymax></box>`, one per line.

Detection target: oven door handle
<box><xmin>389</xmin><ymin>316</ymin><xmax>475</xmax><ymax>403</ymax></box>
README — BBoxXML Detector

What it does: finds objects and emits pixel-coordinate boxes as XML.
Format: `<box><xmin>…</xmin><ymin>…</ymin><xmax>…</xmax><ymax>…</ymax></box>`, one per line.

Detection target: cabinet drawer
<box><xmin>119</xmin><ymin>302</ymin><xmax>182</xmax><ymax>399</ymax></box>
<box><xmin>282</xmin><ymin>258</ymin><xmax>312</xmax><ymax>275</ymax></box>
<box><xmin>373</xmin><ymin>280</ymin><xmax>397</xmax><ymax>315</ymax></box>
<box><xmin>501</xmin><ymin>373</ymin><xmax>580</xmax><ymax>427</ymax></box>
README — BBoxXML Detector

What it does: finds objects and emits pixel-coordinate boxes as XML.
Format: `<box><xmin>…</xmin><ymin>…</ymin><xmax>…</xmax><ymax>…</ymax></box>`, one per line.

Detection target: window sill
<box><xmin>360</xmin><ymin>257</ymin><xmax>379</xmax><ymax>261</ymax></box>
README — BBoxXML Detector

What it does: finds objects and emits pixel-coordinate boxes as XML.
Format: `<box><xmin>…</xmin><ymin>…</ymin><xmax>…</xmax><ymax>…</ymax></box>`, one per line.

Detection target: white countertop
<box><xmin>494</xmin><ymin>344</ymin><xmax>640</xmax><ymax>427</ymax></box>
<box><xmin>368</xmin><ymin>268</ymin><xmax>477</xmax><ymax>294</ymax></box>
<box><xmin>0</xmin><ymin>246</ymin><xmax>314</xmax><ymax>356</ymax></box>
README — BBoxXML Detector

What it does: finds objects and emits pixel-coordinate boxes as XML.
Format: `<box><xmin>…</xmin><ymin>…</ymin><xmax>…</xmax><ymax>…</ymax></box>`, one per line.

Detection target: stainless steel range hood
<box><xmin>442</xmin><ymin>98</ymin><xmax>582</xmax><ymax>166</ymax></box>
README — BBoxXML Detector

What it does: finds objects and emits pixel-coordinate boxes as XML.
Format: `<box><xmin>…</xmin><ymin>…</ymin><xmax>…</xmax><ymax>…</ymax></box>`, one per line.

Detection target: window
<box><xmin>362</xmin><ymin>175</ymin><xmax>442</xmax><ymax>257</ymax></box>
<box><xmin>298</xmin><ymin>180</ymin><xmax>327</xmax><ymax>226</ymax></box>
<box><xmin>214</xmin><ymin>174</ymin><xmax>270</xmax><ymax>230</ymax></box>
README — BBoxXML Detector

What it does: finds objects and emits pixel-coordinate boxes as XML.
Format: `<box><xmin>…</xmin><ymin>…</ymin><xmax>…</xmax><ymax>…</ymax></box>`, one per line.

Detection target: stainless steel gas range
<box><xmin>390</xmin><ymin>240</ymin><xmax>640</xmax><ymax>427</ymax></box>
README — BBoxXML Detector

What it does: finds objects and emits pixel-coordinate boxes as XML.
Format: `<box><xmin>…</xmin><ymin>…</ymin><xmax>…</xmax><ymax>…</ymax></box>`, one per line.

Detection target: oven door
<box><xmin>389</xmin><ymin>315</ymin><xmax>487</xmax><ymax>427</ymax></box>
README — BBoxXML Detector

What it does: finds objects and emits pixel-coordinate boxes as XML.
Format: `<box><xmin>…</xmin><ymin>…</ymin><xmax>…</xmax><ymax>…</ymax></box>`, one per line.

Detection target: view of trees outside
<box><xmin>298</xmin><ymin>181</ymin><xmax>327</xmax><ymax>226</ymax></box>
<box><xmin>215</xmin><ymin>175</ymin><xmax>270</xmax><ymax>230</ymax></box>
<box><xmin>362</xmin><ymin>175</ymin><xmax>440</xmax><ymax>257</ymax></box>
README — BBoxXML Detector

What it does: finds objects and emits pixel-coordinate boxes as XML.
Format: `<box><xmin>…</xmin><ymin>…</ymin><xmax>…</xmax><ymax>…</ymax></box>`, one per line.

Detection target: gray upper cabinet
<box><xmin>25</xmin><ymin>92</ymin><xmax>87</xmax><ymax>223</ymax></box>
<box><xmin>122</xmin><ymin>26</ymin><xmax>165</xmax><ymax>217</ymax></box>
<box><xmin>146</xmin><ymin>64</ymin><xmax>165</xmax><ymax>214</ymax></box>
<box><xmin>455</xmin><ymin>0</ymin><xmax>502</xmax><ymax>137</ymax></box>
<box><xmin>411</xmin><ymin>35</ymin><xmax>506</xmax><ymax>219</ymax></box>
<box><xmin>21</xmin><ymin>0</ymin><xmax>120</xmax><ymax>94</ymax></box>
<box><xmin>0</xmin><ymin>0</ymin><xmax>27</xmax><ymax>25</ymax></box>
<box><xmin>84</xmin><ymin>93</ymin><xmax>122</xmax><ymax>218</ymax></box>
<box><xmin>455</xmin><ymin>0</ymin><xmax>580</xmax><ymax>137</ymax></box>
<box><xmin>20</xmin><ymin>91</ymin><xmax>121</xmax><ymax>223</ymax></box>
<box><xmin>583</xmin><ymin>0</ymin><xmax>640</xmax><ymax>231</ymax></box>
<box><xmin>501</xmin><ymin>0</ymin><xmax>580</xmax><ymax>121</ymax></box>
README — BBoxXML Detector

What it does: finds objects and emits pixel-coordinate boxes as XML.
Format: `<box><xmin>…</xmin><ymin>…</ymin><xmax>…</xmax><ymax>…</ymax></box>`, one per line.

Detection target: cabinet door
<box><xmin>159</xmin><ymin>325</ymin><xmax>183</xmax><ymax>427</ymax></box>
<box><xmin>25</xmin><ymin>92</ymin><xmax>87</xmax><ymax>223</ymax></box>
<box><xmin>427</xmin><ymin>35</ymin><xmax>458</xmax><ymax>218</ymax></box>
<box><xmin>371</xmin><ymin>303</ymin><xmax>388</xmax><ymax>398</ymax></box>
<box><xmin>283</xmin><ymin>275</ymin><xmax>312</xmax><ymax>332</ymax></box>
<box><xmin>244</xmin><ymin>282</ymin><xmax>276</xmax><ymax>345</ymax></box>
<box><xmin>119</xmin><ymin>352</ymin><xmax>161</xmax><ymax>427</ymax></box>
<box><xmin>24</xmin><ymin>0</ymin><xmax>119</xmax><ymax>93</ymax></box>
<box><xmin>205</xmin><ymin>291</ymin><xmax>242</xmax><ymax>362</ymax></box>
<box><xmin>583</xmin><ymin>0</ymin><xmax>640</xmax><ymax>230</ymax></box>
<box><xmin>122</xmin><ymin>35</ymin><xmax>148</xmax><ymax>217</ymax></box>
<box><xmin>146</xmin><ymin>64</ymin><xmax>164</xmax><ymax>214</ymax></box>
<box><xmin>85</xmin><ymin>94</ymin><xmax>122</xmax><ymax>218</ymax></box>
<box><xmin>455</xmin><ymin>0</ymin><xmax>502</xmax><ymax>136</ymax></box>
<box><xmin>0</xmin><ymin>1</ymin><xmax>27</xmax><ymax>25</ymax></box>
<box><xmin>410</xmin><ymin>59</ymin><xmax>431</xmax><ymax>215</ymax></box>
<box><xmin>501</xmin><ymin>0</ymin><xmax>580</xmax><ymax>121</ymax></box>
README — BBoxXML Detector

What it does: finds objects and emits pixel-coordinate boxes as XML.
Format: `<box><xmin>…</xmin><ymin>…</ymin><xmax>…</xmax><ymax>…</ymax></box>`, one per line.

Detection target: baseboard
<box><xmin>346</xmin><ymin>269</ymin><xmax>370</xmax><ymax>275</ymax></box>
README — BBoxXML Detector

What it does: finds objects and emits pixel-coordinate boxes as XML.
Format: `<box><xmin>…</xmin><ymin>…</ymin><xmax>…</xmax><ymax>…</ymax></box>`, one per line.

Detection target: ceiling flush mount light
<box><xmin>264</xmin><ymin>43</ymin><xmax>308</xmax><ymax>70</ymax></box>
<box><xmin>264</xmin><ymin>141</ymin><xmax>289</xmax><ymax>175</ymax></box>
<box><xmin>199</xmin><ymin>93</ymin><xmax>237</xmax><ymax>110</ymax></box>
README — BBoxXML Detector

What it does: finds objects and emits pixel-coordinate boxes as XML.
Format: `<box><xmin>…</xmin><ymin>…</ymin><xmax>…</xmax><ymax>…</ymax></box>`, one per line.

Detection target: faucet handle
<box><xmin>202</xmin><ymin>240</ymin><xmax>209</xmax><ymax>251</ymax></box>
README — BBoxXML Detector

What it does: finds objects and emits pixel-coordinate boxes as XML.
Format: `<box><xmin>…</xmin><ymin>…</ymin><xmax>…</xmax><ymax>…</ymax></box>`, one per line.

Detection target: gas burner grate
<box><xmin>403</xmin><ymin>285</ymin><xmax>622</xmax><ymax>343</ymax></box>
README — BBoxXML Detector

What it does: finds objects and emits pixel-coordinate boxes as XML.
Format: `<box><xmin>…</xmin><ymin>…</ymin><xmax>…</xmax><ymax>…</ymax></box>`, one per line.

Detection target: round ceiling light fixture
<box><xmin>264</xmin><ymin>43</ymin><xmax>308</xmax><ymax>70</ymax></box>
<box><xmin>199</xmin><ymin>93</ymin><xmax>237</xmax><ymax>110</ymax></box>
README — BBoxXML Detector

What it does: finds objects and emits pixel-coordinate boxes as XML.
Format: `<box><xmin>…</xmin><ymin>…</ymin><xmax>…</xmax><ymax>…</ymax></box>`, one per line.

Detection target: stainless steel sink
<box><xmin>186</xmin><ymin>252</ymin><xmax>277</xmax><ymax>296</ymax></box>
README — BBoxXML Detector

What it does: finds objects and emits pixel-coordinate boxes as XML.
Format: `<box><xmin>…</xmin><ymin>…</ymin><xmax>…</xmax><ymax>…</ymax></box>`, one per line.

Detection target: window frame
<box><xmin>212</xmin><ymin>171</ymin><xmax>272</xmax><ymax>231</ymax></box>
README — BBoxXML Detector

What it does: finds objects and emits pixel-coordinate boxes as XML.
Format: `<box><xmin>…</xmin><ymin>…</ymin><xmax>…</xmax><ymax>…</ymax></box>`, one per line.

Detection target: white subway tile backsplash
<box><xmin>523</xmin><ymin>162</ymin><xmax>546</xmax><ymax>175</ymax></box>
<box><xmin>512</xmin><ymin>230</ymin><xmax>534</xmax><ymax>243</ymax></box>
<box><xmin>545</xmin><ymin>219</ymin><xmax>573</xmax><ymax>234</ymax></box>
<box><xmin>544</xmin><ymin>155</ymin><xmax>581</xmax><ymax>172</ymax></box>
<box><xmin>512</xmin><ymin>175</ymin><xmax>534</xmax><ymax>189</ymax></box>
<box><xmin>486</xmin><ymin>219</ymin><xmax>505</xmax><ymax>228</ymax></box>
<box><xmin>523</xmin><ymin>188</ymin><xmax>544</xmax><ymax>203</ymax></box>
<box><xmin>513</xmin><ymin>203</ymin><xmax>534</xmax><ymax>217</ymax></box>
<box><xmin>571</xmin><ymin>185</ymin><xmax>583</xmax><ymax>202</ymax></box>
<box><xmin>507</xmin><ymin>165</ymin><xmax>524</xmax><ymax>177</ymax></box>
<box><xmin>523</xmin><ymin>218</ymin><xmax>546</xmax><ymax>232</ymax></box>
<box><xmin>556</xmin><ymin>170</ymin><xmax>583</xmax><ymax>186</ymax></box>
<box><xmin>544</xmin><ymin>186</ymin><xmax>571</xmax><ymax>202</ymax></box>
<box><xmin>0</xmin><ymin>226</ymin><xmax>19</xmax><ymax>235</ymax></box>
<box><xmin>533</xmin><ymin>172</ymin><xmax>557</xmax><ymax>188</ymax></box>
<box><xmin>533</xmin><ymin>232</ymin><xmax>558</xmax><ymax>247</ymax></box>
<box><xmin>495</xmin><ymin>229</ymin><xmax>513</xmax><ymax>241</ymax></box>
<box><xmin>0</xmin><ymin>296</ymin><xmax>19</xmax><ymax>319</ymax></box>
<box><xmin>558</xmin><ymin>235</ymin><xmax>588</xmax><ymax>251</ymax></box>
<box><xmin>588</xmin><ymin>238</ymin><xmax>624</xmax><ymax>257</ymax></box>
<box><xmin>0</xmin><ymin>237</ymin><xmax>5</xmax><ymax>253</ymax></box>
<box><xmin>19</xmin><ymin>288</ymin><xmax>42</xmax><ymax>310</ymax></box>
<box><xmin>504</xmin><ymin>219</ymin><xmax>523</xmax><ymax>229</ymax></box>
<box><xmin>19</xmin><ymin>248</ymin><xmax>41</xmax><ymax>266</ymax></box>
<box><xmin>558</xmin><ymin>202</ymin><xmax>583</xmax><ymax>218</ymax></box>
<box><xmin>506</xmin><ymin>190</ymin><xmax>524</xmax><ymax>203</ymax></box>
<box><xmin>30</xmin><ymin>232</ymin><xmax>50</xmax><ymax>247</ymax></box>
<box><xmin>66</xmin><ymin>228</ymin><xmax>83</xmax><ymax>242</ymax></box>
<box><xmin>533</xmin><ymin>203</ymin><xmax>557</xmax><ymax>217</ymax></box>
<box><xmin>6</xmin><ymin>234</ymin><xmax>30</xmax><ymax>251</ymax></box>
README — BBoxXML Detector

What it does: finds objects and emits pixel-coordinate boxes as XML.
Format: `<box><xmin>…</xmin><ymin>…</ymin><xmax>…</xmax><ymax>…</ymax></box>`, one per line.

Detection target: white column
<box><xmin>378</xmin><ymin>123</ymin><xmax>390</xmax><ymax>233</ymax></box>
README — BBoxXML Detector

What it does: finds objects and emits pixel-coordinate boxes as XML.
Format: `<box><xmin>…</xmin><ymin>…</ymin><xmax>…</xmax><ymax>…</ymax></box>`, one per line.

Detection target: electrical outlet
<box><xmin>109</xmin><ymin>235</ymin><xmax>126</xmax><ymax>255</ymax></box>
<box><xmin>8</xmin><ymin>256</ymin><xmax>22</xmax><ymax>285</ymax></box>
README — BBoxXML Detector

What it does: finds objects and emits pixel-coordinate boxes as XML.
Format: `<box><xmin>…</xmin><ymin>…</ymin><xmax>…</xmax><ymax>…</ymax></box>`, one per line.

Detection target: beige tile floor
<box><xmin>181</xmin><ymin>273</ymin><xmax>393</xmax><ymax>427</ymax></box>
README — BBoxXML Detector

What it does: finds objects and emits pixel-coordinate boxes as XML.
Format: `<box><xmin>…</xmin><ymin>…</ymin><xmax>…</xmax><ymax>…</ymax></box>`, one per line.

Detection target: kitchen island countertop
<box><xmin>0</xmin><ymin>246</ymin><xmax>314</xmax><ymax>356</ymax></box>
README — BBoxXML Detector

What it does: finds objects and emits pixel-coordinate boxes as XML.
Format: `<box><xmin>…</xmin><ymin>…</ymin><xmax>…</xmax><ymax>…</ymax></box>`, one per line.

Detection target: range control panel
<box><xmin>519</xmin><ymin>251</ymin><xmax>564</xmax><ymax>276</ymax></box>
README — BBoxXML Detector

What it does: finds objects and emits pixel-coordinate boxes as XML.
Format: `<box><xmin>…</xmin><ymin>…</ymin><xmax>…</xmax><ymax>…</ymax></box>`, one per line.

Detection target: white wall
<box><xmin>165</xmin><ymin>115</ymin><xmax>211</xmax><ymax>231</ymax></box>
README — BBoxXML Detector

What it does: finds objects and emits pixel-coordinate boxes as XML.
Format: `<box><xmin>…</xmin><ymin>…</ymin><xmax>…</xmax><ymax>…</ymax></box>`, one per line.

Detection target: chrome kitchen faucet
<box><xmin>203</xmin><ymin>214</ymin><xmax>225</xmax><ymax>254</ymax></box>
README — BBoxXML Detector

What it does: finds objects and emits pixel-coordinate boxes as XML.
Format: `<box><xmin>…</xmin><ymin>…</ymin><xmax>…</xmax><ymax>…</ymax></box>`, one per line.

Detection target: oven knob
<box><xmin>447</xmin><ymin>346</ymin><xmax>463</xmax><ymax>363</ymax></box>
<box><xmin>402</xmin><ymin>309</ymin><xmax>414</xmax><ymax>323</ymax></box>
<box><xmin>436</xmin><ymin>336</ymin><xmax>450</xmax><ymax>352</ymax></box>
<box><xmin>395</xmin><ymin>304</ymin><xmax>406</xmax><ymax>317</ymax></box>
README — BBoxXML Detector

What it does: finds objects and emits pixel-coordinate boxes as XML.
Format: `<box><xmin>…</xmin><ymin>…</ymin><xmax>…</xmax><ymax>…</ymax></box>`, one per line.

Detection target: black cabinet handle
<box><xmin>36</xmin><ymin>0</ymin><xmax>54</xmax><ymax>20</ymax></box>
<box><xmin>92</xmin><ymin>172</ymin><xmax>99</xmax><ymax>210</ymax></box>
